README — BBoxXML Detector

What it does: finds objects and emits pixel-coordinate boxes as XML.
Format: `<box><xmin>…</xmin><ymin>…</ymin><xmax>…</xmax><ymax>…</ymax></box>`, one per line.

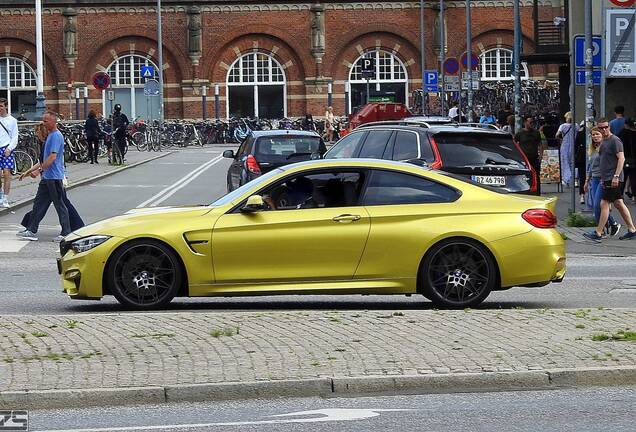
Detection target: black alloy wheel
<box><xmin>421</xmin><ymin>239</ymin><xmax>496</xmax><ymax>308</ymax></box>
<box><xmin>108</xmin><ymin>240</ymin><xmax>182</xmax><ymax>309</ymax></box>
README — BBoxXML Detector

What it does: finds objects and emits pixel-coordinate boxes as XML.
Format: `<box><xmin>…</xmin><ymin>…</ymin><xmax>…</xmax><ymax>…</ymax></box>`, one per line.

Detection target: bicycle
<box><xmin>11</xmin><ymin>150</ymin><xmax>34</xmax><ymax>176</ymax></box>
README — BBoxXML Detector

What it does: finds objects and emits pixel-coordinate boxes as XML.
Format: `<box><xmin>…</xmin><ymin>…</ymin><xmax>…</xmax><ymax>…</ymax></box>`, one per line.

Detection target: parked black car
<box><xmin>223</xmin><ymin>130</ymin><xmax>327</xmax><ymax>192</ymax></box>
<box><xmin>324</xmin><ymin>124</ymin><xmax>536</xmax><ymax>194</ymax></box>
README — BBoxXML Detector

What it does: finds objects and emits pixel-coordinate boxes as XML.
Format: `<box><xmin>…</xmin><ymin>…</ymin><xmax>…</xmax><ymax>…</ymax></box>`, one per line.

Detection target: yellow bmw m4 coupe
<box><xmin>58</xmin><ymin>159</ymin><xmax>565</xmax><ymax>309</ymax></box>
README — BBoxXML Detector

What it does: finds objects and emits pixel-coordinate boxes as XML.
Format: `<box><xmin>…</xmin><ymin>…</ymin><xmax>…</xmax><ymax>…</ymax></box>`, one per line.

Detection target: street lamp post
<box><xmin>439</xmin><ymin>0</ymin><xmax>446</xmax><ymax>116</ymax></box>
<box><xmin>420</xmin><ymin>0</ymin><xmax>426</xmax><ymax>114</ymax></box>
<box><xmin>35</xmin><ymin>0</ymin><xmax>46</xmax><ymax>118</ymax></box>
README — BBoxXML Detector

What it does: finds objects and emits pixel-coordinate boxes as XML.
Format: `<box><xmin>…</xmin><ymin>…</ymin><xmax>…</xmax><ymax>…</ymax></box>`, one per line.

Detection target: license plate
<box><xmin>56</xmin><ymin>258</ymin><xmax>62</xmax><ymax>275</ymax></box>
<box><xmin>472</xmin><ymin>175</ymin><xmax>506</xmax><ymax>186</ymax></box>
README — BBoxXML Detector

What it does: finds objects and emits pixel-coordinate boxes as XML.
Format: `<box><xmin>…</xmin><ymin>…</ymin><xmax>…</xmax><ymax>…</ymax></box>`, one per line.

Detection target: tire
<box><xmin>132</xmin><ymin>132</ymin><xmax>147</xmax><ymax>151</ymax></box>
<box><xmin>420</xmin><ymin>238</ymin><xmax>496</xmax><ymax>308</ymax></box>
<box><xmin>107</xmin><ymin>240</ymin><xmax>182</xmax><ymax>309</ymax></box>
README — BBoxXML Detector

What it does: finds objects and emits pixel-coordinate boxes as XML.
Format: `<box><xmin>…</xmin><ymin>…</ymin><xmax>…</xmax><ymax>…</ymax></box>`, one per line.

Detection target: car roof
<box><xmin>407</xmin><ymin>116</ymin><xmax>454</xmax><ymax>123</ymax></box>
<box><xmin>278</xmin><ymin>158</ymin><xmax>431</xmax><ymax>172</ymax></box>
<box><xmin>250</xmin><ymin>129</ymin><xmax>320</xmax><ymax>138</ymax></box>
<box><xmin>353</xmin><ymin>123</ymin><xmax>508</xmax><ymax>136</ymax></box>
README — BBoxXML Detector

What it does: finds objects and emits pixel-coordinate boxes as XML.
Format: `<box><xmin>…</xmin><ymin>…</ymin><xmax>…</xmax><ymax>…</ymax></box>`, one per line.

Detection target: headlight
<box><xmin>71</xmin><ymin>235</ymin><xmax>111</xmax><ymax>253</ymax></box>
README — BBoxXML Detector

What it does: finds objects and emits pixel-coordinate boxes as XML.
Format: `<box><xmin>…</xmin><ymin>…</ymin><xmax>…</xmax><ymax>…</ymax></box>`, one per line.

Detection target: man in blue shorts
<box><xmin>0</xmin><ymin>98</ymin><xmax>19</xmax><ymax>208</ymax></box>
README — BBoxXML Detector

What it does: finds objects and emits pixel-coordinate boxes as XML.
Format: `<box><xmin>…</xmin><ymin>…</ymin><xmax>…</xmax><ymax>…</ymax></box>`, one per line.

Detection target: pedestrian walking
<box><xmin>448</xmin><ymin>101</ymin><xmax>461</xmax><ymax>121</ymax></box>
<box><xmin>324</xmin><ymin>106</ymin><xmax>335</xmax><ymax>143</ymax></box>
<box><xmin>85</xmin><ymin>110</ymin><xmax>100</xmax><ymax>164</ymax></box>
<box><xmin>583</xmin><ymin>118</ymin><xmax>636</xmax><ymax>242</ymax></box>
<box><xmin>573</xmin><ymin>121</ymin><xmax>588</xmax><ymax>203</ymax></box>
<box><xmin>0</xmin><ymin>97</ymin><xmax>19</xmax><ymax>208</ymax></box>
<box><xmin>619</xmin><ymin>117</ymin><xmax>636</xmax><ymax>202</ymax></box>
<box><xmin>112</xmin><ymin>104</ymin><xmax>129</xmax><ymax>165</ymax></box>
<box><xmin>556</xmin><ymin>111</ymin><xmax>575</xmax><ymax>186</ymax></box>
<box><xmin>584</xmin><ymin>127</ymin><xmax>620</xmax><ymax>236</ymax></box>
<box><xmin>610</xmin><ymin>105</ymin><xmax>626</xmax><ymax>136</ymax></box>
<box><xmin>16</xmin><ymin>111</ymin><xmax>72</xmax><ymax>242</ymax></box>
<box><xmin>479</xmin><ymin>109</ymin><xmax>496</xmax><ymax>127</ymax></box>
<box><xmin>514</xmin><ymin>116</ymin><xmax>546</xmax><ymax>196</ymax></box>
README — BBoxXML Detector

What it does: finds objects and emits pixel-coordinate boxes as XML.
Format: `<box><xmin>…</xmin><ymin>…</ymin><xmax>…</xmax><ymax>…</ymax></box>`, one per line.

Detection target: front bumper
<box><xmin>58</xmin><ymin>235</ymin><xmax>117</xmax><ymax>300</ymax></box>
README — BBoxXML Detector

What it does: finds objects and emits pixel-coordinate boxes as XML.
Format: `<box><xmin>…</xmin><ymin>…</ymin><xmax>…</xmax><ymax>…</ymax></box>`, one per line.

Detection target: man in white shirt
<box><xmin>448</xmin><ymin>101</ymin><xmax>461</xmax><ymax>121</ymax></box>
<box><xmin>0</xmin><ymin>98</ymin><xmax>19</xmax><ymax>208</ymax></box>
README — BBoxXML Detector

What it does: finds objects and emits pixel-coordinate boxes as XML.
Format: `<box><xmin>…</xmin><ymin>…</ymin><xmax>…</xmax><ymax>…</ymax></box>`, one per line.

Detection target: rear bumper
<box><xmin>491</xmin><ymin>229</ymin><xmax>566</xmax><ymax>288</ymax></box>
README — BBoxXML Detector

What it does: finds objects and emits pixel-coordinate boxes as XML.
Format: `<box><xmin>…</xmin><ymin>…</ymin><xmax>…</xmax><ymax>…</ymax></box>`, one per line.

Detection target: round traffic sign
<box><xmin>461</xmin><ymin>53</ymin><xmax>480</xmax><ymax>70</ymax></box>
<box><xmin>92</xmin><ymin>72</ymin><xmax>111</xmax><ymax>91</ymax></box>
<box><xmin>609</xmin><ymin>0</ymin><xmax>636</xmax><ymax>7</ymax></box>
<box><xmin>443</xmin><ymin>58</ymin><xmax>460</xmax><ymax>75</ymax></box>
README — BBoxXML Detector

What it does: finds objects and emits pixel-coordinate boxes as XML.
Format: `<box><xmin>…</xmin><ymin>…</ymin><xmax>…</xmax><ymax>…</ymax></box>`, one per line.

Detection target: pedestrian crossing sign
<box><xmin>141</xmin><ymin>65</ymin><xmax>154</xmax><ymax>79</ymax></box>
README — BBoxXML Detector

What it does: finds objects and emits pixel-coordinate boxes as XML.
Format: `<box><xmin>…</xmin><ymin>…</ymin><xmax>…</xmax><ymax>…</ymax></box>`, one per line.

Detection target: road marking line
<box><xmin>136</xmin><ymin>155</ymin><xmax>223</xmax><ymax>208</ymax></box>
<box><xmin>0</xmin><ymin>231</ymin><xmax>31</xmax><ymax>253</ymax></box>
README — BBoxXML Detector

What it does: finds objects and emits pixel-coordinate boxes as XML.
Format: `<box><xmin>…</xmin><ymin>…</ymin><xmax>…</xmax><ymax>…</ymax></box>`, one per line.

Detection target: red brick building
<box><xmin>0</xmin><ymin>1</ymin><xmax>564</xmax><ymax>120</ymax></box>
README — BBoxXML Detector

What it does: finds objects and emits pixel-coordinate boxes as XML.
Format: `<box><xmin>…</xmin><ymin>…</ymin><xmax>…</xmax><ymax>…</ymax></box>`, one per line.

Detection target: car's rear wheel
<box><xmin>108</xmin><ymin>240</ymin><xmax>181</xmax><ymax>309</ymax></box>
<box><xmin>421</xmin><ymin>239</ymin><xmax>496</xmax><ymax>308</ymax></box>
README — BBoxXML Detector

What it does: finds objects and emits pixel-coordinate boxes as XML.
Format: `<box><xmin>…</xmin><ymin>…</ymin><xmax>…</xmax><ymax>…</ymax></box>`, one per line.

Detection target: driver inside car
<box><xmin>263</xmin><ymin>176</ymin><xmax>316</xmax><ymax>210</ymax></box>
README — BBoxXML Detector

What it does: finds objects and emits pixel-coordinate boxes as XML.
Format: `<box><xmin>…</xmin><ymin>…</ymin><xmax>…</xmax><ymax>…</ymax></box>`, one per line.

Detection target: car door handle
<box><xmin>332</xmin><ymin>214</ymin><xmax>361</xmax><ymax>223</ymax></box>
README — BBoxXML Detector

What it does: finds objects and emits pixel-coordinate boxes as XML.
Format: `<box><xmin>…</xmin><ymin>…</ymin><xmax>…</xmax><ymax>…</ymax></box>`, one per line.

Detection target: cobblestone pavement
<box><xmin>0</xmin><ymin>309</ymin><xmax>634</xmax><ymax>392</ymax></box>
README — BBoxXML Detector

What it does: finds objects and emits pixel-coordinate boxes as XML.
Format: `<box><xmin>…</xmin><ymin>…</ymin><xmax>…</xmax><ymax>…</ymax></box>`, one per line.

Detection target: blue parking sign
<box><xmin>141</xmin><ymin>65</ymin><xmax>155</xmax><ymax>79</ymax></box>
<box><xmin>424</xmin><ymin>71</ymin><xmax>438</xmax><ymax>85</ymax></box>
<box><xmin>574</xmin><ymin>35</ymin><xmax>602</xmax><ymax>68</ymax></box>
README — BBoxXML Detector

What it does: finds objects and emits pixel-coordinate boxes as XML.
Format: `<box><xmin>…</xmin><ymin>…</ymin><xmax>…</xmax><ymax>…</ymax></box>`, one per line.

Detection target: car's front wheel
<box><xmin>108</xmin><ymin>240</ymin><xmax>182</xmax><ymax>309</ymax></box>
<box><xmin>420</xmin><ymin>238</ymin><xmax>496</xmax><ymax>308</ymax></box>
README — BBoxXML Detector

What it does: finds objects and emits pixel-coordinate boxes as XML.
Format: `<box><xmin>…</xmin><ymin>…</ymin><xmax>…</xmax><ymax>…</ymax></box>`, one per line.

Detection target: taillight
<box><xmin>529</xmin><ymin>168</ymin><xmax>538</xmax><ymax>193</ymax></box>
<box><xmin>522</xmin><ymin>209</ymin><xmax>557</xmax><ymax>228</ymax></box>
<box><xmin>245</xmin><ymin>154</ymin><xmax>261</xmax><ymax>175</ymax></box>
<box><xmin>428</xmin><ymin>136</ymin><xmax>443</xmax><ymax>168</ymax></box>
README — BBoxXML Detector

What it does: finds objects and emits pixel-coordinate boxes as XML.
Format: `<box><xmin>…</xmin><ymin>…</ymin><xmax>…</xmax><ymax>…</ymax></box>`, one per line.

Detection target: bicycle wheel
<box><xmin>132</xmin><ymin>131</ymin><xmax>147</xmax><ymax>151</ymax></box>
<box><xmin>11</xmin><ymin>151</ymin><xmax>34</xmax><ymax>175</ymax></box>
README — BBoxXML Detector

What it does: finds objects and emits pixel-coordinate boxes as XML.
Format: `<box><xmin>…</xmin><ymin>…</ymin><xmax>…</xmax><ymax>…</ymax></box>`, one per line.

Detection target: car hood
<box><xmin>69</xmin><ymin>206</ymin><xmax>217</xmax><ymax>239</ymax></box>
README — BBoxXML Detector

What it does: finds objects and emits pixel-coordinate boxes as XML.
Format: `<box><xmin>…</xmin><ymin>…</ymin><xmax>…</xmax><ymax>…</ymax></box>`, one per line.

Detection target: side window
<box><xmin>263</xmin><ymin>171</ymin><xmax>365</xmax><ymax>210</ymax></box>
<box><xmin>363</xmin><ymin>170</ymin><xmax>459</xmax><ymax>206</ymax></box>
<box><xmin>325</xmin><ymin>132</ymin><xmax>366</xmax><ymax>158</ymax></box>
<box><xmin>393</xmin><ymin>131</ymin><xmax>419</xmax><ymax>160</ymax></box>
<box><xmin>420</xmin><ymin>135</ymin><xmax>435</xmax><ymax>161</ymax></box>
<box><xmin>358</xmin><ymin>130</ymin><xmax>393</xmax><ymax>159</ymax></box>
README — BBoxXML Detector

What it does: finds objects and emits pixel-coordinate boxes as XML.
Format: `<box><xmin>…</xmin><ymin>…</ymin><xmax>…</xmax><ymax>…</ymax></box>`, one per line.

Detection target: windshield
<box><xmin>255</xmin><ymin>136</ymin><xmax>323</xmax><ymax>162</ymax></box>
<box><xmin>210</xmin><ymin>168</ymin><xmax>284</xmax><ymax>206</ymax></box>
<box><xmin>434</xmin><ymin>134</ymin><xmax>527</xmax><ymax>168</ymax></box>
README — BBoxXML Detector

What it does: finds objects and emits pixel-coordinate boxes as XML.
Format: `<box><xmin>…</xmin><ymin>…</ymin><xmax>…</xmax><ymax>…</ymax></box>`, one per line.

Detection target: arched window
<box><xmin>0</xmin><ymin>57</ymin><xmax>37</xmax><ymax>120</ymax></box>
<box><xmin>106</xmin><ymin>55</ymin><xmax>160</xmax><ymax>120</ymax></box>
<box><xmin>479</xmin><ymin>48</ymin><xmax>528</xmax><ymax>81</ymax></box>
<box><xmin>226</xmin><ymin>52</ymin><xmax>286</xmax><ymax>119</ymax></box>
<box><xmin>347</xmin><ymin>50</ymin><xmax>408</xmax><ymax>113</ymax></box>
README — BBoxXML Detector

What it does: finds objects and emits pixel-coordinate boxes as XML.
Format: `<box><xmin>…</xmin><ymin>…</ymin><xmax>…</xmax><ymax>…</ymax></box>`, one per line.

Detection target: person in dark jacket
<box><xmin>574</xmin><ymin>121</ymin><xmax>588</xmax><ymax>203</ymax></box>
<box><xmin>84</xmin><ymin>110</ymin><xmax>100</xmax><ymax>164</ymax></box>
<box><xmin>619</xmin><ymin>118</ymin><xmax>636</xmax><ymax>201</ymax></box>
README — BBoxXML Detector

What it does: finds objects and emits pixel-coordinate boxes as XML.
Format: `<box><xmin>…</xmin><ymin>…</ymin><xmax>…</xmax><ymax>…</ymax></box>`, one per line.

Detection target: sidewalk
<box><xmin>0</xmin><ymin>309</ymin><xmax>634</xmax><ymax>408</ymax></box>
<box><xmin>0</xmin><ymin>149</ymin><xmax>172</xmax><ymax>215</ymax></box>
<box><xmin>543</xmin><ymin>182</ymin><xmax>636</xmax><ymax>254</ymax></box>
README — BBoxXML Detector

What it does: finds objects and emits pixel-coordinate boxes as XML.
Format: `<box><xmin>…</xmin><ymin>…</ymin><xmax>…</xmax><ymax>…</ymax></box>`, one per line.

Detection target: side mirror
<box><xmin>241</xmin><ymin>195</ymin><xmax>266</xmax><ymax>213</ymax></box>
<box><xmin>222</xmin><ymin>150</ymin><xmax>235</xmax><ymax>158</ymax></box>
<box><xmin>310</xmin><ymin>152</ymin><xmax>321</xmax><ymax>160</ymax></box>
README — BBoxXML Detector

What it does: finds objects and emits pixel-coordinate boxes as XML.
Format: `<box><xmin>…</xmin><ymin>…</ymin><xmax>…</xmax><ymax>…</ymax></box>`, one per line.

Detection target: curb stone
<box><xmin>2</xmin><ymin>367</ymin><xmax>635</xmax><ymax>410</ymax></box>
<box><xmin>0</xmin><ymin>151</ymin><xmax>173</xmax><ymax>215</ymax></box>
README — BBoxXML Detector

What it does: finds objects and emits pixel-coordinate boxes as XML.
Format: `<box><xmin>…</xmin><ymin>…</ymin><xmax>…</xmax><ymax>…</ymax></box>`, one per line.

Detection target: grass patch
<box><xmin>574</xmin><ymin>309</ymin><xmax>587</xmax><ymax>318</ymax></box>
<box><xmin>565</xmin><ymin>212</ymin><xmax>597</xmax><ymax>227</ymax></box>
<box><xmin>20</xmin><ymin>352</ymin><xmax>74</xmax><ymax>362</ymax></box>
<box><xmin>611</xmin><ymin>330</ymin><xmax>636</xmax><ymax>342</ymax></box>
<box><xmin>210</xmin><ymin>327</ymin><xmax>238</xmax><ymax>338</ymax></box>
<box><xmin>66</xmin><ymin>319</ymin><xmax>79</xmax><ymax>329</ymax></box>
<box><xmin>591</xmin><ymin>333</ymin><xmax>610</xmax><ymax>341</ymax></box>
<box><xmin>575</xmin><ymin>324</ymin><xmax>586</xmax><ymax>329</ymax></box>
<box><xmin>30</xmin><ymin>331</ymin><xmax>48</xmax><ymax>338</ymax></box>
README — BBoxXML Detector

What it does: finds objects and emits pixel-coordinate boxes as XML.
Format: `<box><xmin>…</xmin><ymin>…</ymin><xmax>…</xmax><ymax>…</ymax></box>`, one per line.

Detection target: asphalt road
<box><xmin>0</xmin><ymin>149</ymin><xmax>635</xmax><ymax>314</ymax></box>
<box><xmin>27</xmin><ymin>386</ymin><xmax>636</xmax><ymax>431</ymax></box>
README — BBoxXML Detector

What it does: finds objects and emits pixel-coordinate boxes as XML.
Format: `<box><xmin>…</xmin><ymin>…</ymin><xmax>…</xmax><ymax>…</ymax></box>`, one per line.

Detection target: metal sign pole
<box><xmin>600</xmin><ymin>0</ymin><xmax>607</xmax><ymax>117</ymax></box>
<box><xmin>569</xmin><ymin>30</ymin><xmax>577</xmax><ymax>213</ymax></box>
<box><xmin>513</xmin><ymin>0</ymin><xmax>522</xmax><ymax>132</ymax></box>
<box><xmin>83</xmin><ymin>87</ymin><xmax>89</xmax><ymax>119</ymax></box>
<box><xmin>366</xmin><ymin>78</ymin><xmax>370</xmax><ymax>104</ymax></box>
<box><xmin>157</xmin><ymin>0</ymin><xmax>164</xmax><ymax>122</ymax></box>
<box><xmin>420</xmin><ymin>0</ymin><xmax>426</xmax><ymax>113</ymax></box>
<box><xmin>584</xmin><ymin>0</ymin><xmax>594</xmax><ymax>179</ymax></box>
<box><xmin>439</xmin><ymin>0</ymin><xmax>446</xmax><ymax>116</ymax></box>
<box><xmin>466</xmin><ymin>0</ymin><xmax>473</xmax><ymax>122</ymax></box>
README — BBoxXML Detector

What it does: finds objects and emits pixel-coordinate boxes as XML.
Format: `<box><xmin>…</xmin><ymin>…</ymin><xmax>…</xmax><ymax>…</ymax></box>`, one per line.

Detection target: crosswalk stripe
<box><xmin>0</xmin><ymin>231</ymin><xmax>31</xmax><ymax>252</ymax></box>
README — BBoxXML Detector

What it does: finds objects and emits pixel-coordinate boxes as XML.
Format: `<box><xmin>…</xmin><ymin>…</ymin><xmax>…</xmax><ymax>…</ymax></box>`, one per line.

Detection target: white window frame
<box><xmin>347</xmin><ymin>50</ymin><xmax>409</xmax><ymax>113</ymax></box>
<box><xmin>226</xmin><ymin>52</ymin><xmax>287</xmax><ymax>118</ymax></box>
<box><xmin>103</xmin><ymin>55</ymin><xmax>159</xmax><ymax>118</ymax></box>
<box><xmin>479</xmin><ymin>48</ymin><xmax>529</xmax><ymax>81</ymax></box>
<box><xmin>0</xmin><ymin>57</ymin><xmax>37</xmax><ymax>113</ymax></box>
